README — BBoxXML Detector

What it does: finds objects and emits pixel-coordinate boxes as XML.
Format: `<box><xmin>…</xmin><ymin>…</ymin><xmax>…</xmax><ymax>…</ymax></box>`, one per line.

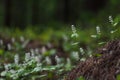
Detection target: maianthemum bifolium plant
<box><xmin>0</xmin><ymin>25</ymin><xmax>84</xmax><ymax>80</ymax></box>
<box><xmin>0</xmin><ymin>15</ymin><xmax>120</xmax><ymax>80</ymax></box>
<box><xmin>91</xmin><ymin>15</ymin><xmax>120</xmax><ymax>44</ymax></box>
<box><xmin>0</xmin><ymin>36</ymin><xmax>73</xmax><ymax>80</ymax></box>
<box><xmin>74</xmin><ymin>15</ymin><xmax>120</xmax><ymax>80</ymax></box>
<box><xmin>66</xmin><ymin>16</ymin><xmax>120</xmax><ymax>80</ymax></box>
<box><xmin>0</xmin><ymin>52</ymin><xmax>70</xmax><ymax>80</ymax></box>
<box><xmin>0</xmin><ymin>32</ymin><xmax>76</xmax><ymax>80</ymax></box>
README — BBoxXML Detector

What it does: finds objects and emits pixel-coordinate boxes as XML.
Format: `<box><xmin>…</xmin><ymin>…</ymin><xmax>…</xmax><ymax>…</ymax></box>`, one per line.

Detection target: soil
<box><xmin>66</xmin><ymin>40</ymin><xmax>120</xmax><ymax>80</ymax></box>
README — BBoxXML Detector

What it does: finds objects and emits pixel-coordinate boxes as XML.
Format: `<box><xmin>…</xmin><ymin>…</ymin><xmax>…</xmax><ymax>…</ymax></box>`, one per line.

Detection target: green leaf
<box><xmin>98</xmin><ymin>42</ymin><xmax>106</xmax><ymax>45</ymax></box>
<box><xmin>76</xmin><ymin>76</ymin><xmax>85</xmax><ymax>80</ymax></box>
<box><xmin>44</xmin><ymin>49</ymin><xmax>56</xmax><ymax>56</ymax></box>
<box><xmin>1</xmin><ymin>71</ymin><xmax>7</xmax><ymax>76</ymax></box>
<box><xmin>0</xmin><ymin>49</ymin><xmax>4</xmax><ymax>55</ymax></box>
<box><xmin>94</xmin><ymin>53</ymin><xmax>102</xmax><ymax>57</ymax></box>
<box><xmin>117</xmin><ymin>74</ymin><xmax>120</xmax><ymax>80</ymax></box>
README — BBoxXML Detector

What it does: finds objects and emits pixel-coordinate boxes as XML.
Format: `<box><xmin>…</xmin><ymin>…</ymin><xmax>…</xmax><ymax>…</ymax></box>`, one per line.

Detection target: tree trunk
<box><xmin>4</xmin><ymin>0</ymin><xmax>11</xmax><ymax>27</ymax></box>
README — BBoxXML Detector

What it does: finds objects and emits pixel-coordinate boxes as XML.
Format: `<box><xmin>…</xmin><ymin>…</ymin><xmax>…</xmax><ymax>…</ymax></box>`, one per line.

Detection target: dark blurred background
<box><xmin>0</xmin><ymin>0</ymin><xmax>120</xmax><ymax>29</ymax></box>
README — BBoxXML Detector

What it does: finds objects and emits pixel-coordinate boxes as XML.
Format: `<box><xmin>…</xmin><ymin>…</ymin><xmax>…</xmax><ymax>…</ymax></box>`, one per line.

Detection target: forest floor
<box><xmin>67</xmin><ymin>40</ymin><xmax>120</xmax><ymax>80</ymax></box>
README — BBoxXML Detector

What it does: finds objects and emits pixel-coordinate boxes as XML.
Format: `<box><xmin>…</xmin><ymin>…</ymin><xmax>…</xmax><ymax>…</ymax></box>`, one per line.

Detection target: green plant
<box><xmin>0</xmin><ymin>52</ymin><xmax>65</xmax><ymax>80</ymax></box>
<box><xmin>76</xmin><ymin>76</ymin><xmax>85</xmax><ymax>80</ymax></box>
<box><xmin>91</xmin><ymin>16</ymin><xmax>120</xmax><ymax>47</ymax></box>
